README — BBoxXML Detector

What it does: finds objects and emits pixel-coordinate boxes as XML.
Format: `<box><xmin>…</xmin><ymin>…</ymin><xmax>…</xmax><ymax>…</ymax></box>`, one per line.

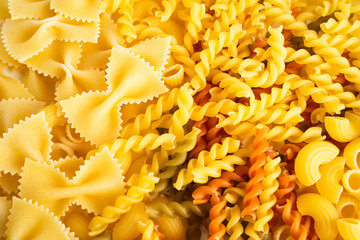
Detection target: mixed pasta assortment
<box><xmin>1</xmin><ymin>0</ymin><xmax>360</xmax><ymax>239</ymax></box>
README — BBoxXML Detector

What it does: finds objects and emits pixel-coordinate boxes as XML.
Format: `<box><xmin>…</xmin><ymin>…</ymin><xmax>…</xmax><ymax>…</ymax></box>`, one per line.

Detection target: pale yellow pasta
<box><xmin>324</xmin><ymin>112</ymin><xmax>360</xmax><ymax>142</ymax></box>
<box><xmin>342</xmin><ymin>169</ymin><xmax>360</xmax><ymax>200</ymax></box>
<box><xmin>316</xmin><ymin>157</ymin><xmax>345</xmax><ymax>204</ymax></box>
<box><xmin>295</xmin><ymin>141</ymin><xmax>339</xmax><ymax>186</ymax></box>
<box><xmin>6</xmin><ymin>197</ymin><xmax>77</xmax><ymax>240</ymax></box>
<box><xmin>0</xmin><ymin>196</ymin><xmax>11</xmax><ymax>238</ymax></box>
<box><xmin>344</xmin><ymin>137</ymin><xmax>360</xmax><ymax>169</ymax></box>
<box><xmin>337</xmin><ymin>218</ymin><xmax>360</xmax><ymax>240</ymax></box>
<box><xmin>297</xmin><ymin>193</ymin><xmax>339</xmax><ymax>240</ymax></box>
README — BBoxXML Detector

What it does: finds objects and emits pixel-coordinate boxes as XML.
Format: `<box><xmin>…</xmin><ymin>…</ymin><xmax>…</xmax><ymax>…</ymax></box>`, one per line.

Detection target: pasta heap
<box><xmin>1</xmin><ymin>0</ymin><xmax>360</xmax><ymax>239</ymax></box>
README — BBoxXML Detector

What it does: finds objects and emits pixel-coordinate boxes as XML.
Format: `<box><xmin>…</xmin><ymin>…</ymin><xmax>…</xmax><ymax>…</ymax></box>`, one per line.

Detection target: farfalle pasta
<box><xmin>2</xmin><ymin>0</ymin><xmax>360</xmax><ymax>239</ymax></box>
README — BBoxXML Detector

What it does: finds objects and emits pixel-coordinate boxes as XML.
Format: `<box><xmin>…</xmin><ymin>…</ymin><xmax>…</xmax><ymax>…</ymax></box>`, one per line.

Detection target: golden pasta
<box><xmin>1</xmin><ymin>0</ymin><xmax>360</xmax><ymax>239</ymax></box>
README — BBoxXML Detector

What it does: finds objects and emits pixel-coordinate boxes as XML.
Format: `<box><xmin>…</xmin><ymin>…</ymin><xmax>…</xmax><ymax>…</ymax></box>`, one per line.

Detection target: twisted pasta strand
<box><xmin>145</xmin><ymin>200</ymin><xmax>204</xmax><ymax>218</ymax></box>
<box><xmin>88</xmin><ymin>170</ymin><xmax>159</xmax><ymax>236</ymax></box>
<box><xmin>242</xmin><ymin>128</ymin><xmax>277</xmax><ymax>220</ymax></box>
<box><xmin>174</xmin><ymin>137</ymin><xmax>241</xmax><ymax>189</ymax></box>
<box><xmin>121</xmin><ymin>88</ymin><xmax>180</xmax><ymax>138</ymax></box>
<box><xmin>254</xmin><ymin>157</ymin><xmax>281</xmax><ymax>233</ymax></box>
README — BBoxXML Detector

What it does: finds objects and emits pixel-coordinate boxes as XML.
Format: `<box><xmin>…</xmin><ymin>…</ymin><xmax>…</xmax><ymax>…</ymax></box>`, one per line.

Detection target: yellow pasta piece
<box><xmin>60</xmin><ymin>46</ymin><xmax>168</xmax><ymax>147</ymax></box>
<box><xmin>153</xmin><ymin>213</ymin><xmax>187</xmax><ymax>240</ymax></box>
<box><xmin>0</xmin><ymin>112</ymin><xmax>52</xmax><ymax>175</ymax></box>
<box><xmin>6</xmin><ymin>197</ymin><xmax>77</xmax><ymax>240</ymax></box>
<box><xmin>113</xmin><ymin>203</ymin><xmax>147</xmax><ymax>240</ymax></box>
<box><xmin>336</xmin><ymin>193</ymin><xmax>360</xmax><ymax>219</ymax></box>
<box><xmin>50</xmin><ymin>0</ymin><xmax>101</xmax><ymax>22</ymax></box>
<box><xmin>19</xmin><ymin>147</ymin><xmax>125</xmax><ymax>216</ymax></box>
<box><xmin>342</xmin><ymin>169</ymin><xmax>360</xmax><ymax>200</ymax></box>
<box><xmin>0</xmin><ymin>98</ymin><xmax>45</xmax><ymax>136</ymax></box>
<box><xmin>325</xmin><ymin>112</ymin><xmax>360</xmax><ymax>142</ymax></box>
<box><xmin>295</xmin><ymin>141</ymin><xmax>339</xmax><ymax>186</ymax></box>
<box><xmin>316</xmin><ymin>157</ymin><xmax>345</xmax><ymax>204</ymax></box>
<box><xmin>344</xmin><ymin>137</ymin><xmax>360</xmax><ymax>169</ymax></box>
<box><xmin>297</xmin><ymin>193</ymin><xmax>339</xmax><ymax>240</ymax></box>
<box><xmin>337</xmin><ymin>218</ymin><xmax>360</xmax><ymax>240</ymax></box>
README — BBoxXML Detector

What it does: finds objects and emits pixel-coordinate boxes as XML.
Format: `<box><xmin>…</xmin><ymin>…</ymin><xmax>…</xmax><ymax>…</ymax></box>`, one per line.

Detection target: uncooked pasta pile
<box><xmin>1</xmin><ymin>0</ymin><xmax>360</xmax><ymax>239</ymax></box>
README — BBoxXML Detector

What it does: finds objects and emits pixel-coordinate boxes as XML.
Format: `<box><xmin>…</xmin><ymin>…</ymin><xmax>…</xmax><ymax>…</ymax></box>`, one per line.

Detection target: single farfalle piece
<box><xmin>0</xmin><ymin>112</ymin><xmax>52</xmax><ymax>175</ymax></box>
<box><xmin>2</xmin><ymin>14</ymin><xmax>99</xmax><ymax>62</ymax></box>
<box><xmin>23</xmin><ymin>40</ymin><xmax>106</xmax><ymax>100</ymax></box>
<box><xmin>50</xmin><ymin>0</ymin><xmax>102</xmax><ymax>22</ymax></box>
<box><xmin>19</xmin><ymin>147</ymin><xmax>125</xmax><ymax>216</ymax></box>
<box><xmin>6</xmin><ymin>197</ymin><xmax>77</xmax><ymax>240</ymax></box>
<box><xmin>60</xmin><ymin>46</ymin><xmax>169</xmax><ymax>147</ymax></box>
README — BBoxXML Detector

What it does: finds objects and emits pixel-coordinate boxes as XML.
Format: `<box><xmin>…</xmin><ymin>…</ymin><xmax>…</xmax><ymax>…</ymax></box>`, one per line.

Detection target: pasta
<box><xmin>294</xmin><ymin>141</ymin><xmax>339</xmax><ymax>186</ymax></box>
<box><xmin>297</xmin><ymin>193</ymin><xmax>339</xmax><ymax>240</ymax></box>
<box><xmin>2</xmin><ymin>0</ymin><xmax>360</xmax><ymax>239</ymax></box>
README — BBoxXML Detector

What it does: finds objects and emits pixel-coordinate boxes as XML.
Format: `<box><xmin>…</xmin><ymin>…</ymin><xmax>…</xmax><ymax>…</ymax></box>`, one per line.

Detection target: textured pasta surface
<box><xmin>1</xmin><ymin>0</ymin><xmax>360</xmax><ymax>239</ymax></box>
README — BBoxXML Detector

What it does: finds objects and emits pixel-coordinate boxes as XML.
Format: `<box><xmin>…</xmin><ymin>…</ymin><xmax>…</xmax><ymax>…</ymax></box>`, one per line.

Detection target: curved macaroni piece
<box><xmin>342</xmin><ymin>169</ymin><xmax>360</xmax><ymax>199</ymax></box>
<box><xmin>153</xmin><ymin>213</ymin><xmax>187</xmax><ymax>240</ymax></box>
<box><xmin>297</xmin><ymin>193</ymin><xmax>339</xmax><ymax>240</ymax></box>
<box><xmin>145</xmin><ymin>200</ymin><xmax>204</xmax><ymax>219</ymax></box>
<box><xmin>174</xmin><ymin>137</ymin><xmax>240</xmax><ymax>190</ymax></box>
<box><xmin>112</xmin><ymin>203</ymin><xmax>147</xmax><ymax>240</ymax></box>
<box><xmin>161</xmin><ymin>64</ymin><xmax>184</xmax><ymax>87</ymax></box>
<box><xmin>336</xmin><ymin>193</ymin><xmax>360</xmax><ymax>219</ymax></box>
<box><xmin>325</xmin><ymin>112</ymin><xmax>360</xmax><ymax>142</ymax></box>
<box><xmin>294</xmin><ymin>141</ymin><xmax>339</xmax><ymax>186</ymax></box>
<box><xmin>337</xmin><ymin>218</ymin><xmax>360</xmax><ymax>240</ymax></box>
<box><xmin>88</xmin><ymin>170</ymin><xmax>159</xmax><ymax>236</ymax></box>
<box><xmin>62</xmin><ymin>210</ymin><xmax>92</xmax><ymax>240</ymax></box>
<box><xmin>254</xmin><ymin>157</ymin><xmax>281</xmax><ymax>233</ymax></box>
<box><xmin>316</xmin><ymin>157</ymin><xmax>345</xmax><ymax>204</ymax></box>
<box><xmin>344</xmin><ymin>137</ymin><xmax>360</xmax><ymax>169</ymax></box>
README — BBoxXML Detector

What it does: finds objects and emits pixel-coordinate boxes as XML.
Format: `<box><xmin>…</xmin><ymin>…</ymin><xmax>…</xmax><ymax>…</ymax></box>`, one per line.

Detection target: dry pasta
<box><xmin>1</xmin><ymin>0</ymin><xmax>360</xmax><ymax>240</ymax></box>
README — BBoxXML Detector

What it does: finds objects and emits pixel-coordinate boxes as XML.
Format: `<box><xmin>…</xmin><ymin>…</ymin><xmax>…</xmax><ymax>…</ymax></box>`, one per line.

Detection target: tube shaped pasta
<box><xmin>325</xmin><ymin>112</ymin><xmax>360</xmax><ymax>142</ymax></box>
<box><xmin>153</xmin><ymin>214</ymin><xmax>187</xmax><ymax>240</ymax></box>
<box><xmin>297</xmin><ymin>193</ymin><xmax>339</xmax><ymax>240</ymax></box>
<box><xmin>337</xmin><ymin>218</ymin><xmax>360</xmax><ymax>240</ymax></box>
<box><xmin>316</xmin><ymin>157</ymin><xmax>345</xmax><ymax>204</ymax></box>
<box><xmin>295</xmin><ymin>141</ymin><xmax>339</xmax><ymax>186</ymax></box>
<box><xmin>342</xmin><ymin>169</ymin><xmax>360</xmax><ymax>200</ymax></box>
<box><xmin>344</xmin><ymin>137</ymin><xmax>360</xmax><ymax>169</ymax></box>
